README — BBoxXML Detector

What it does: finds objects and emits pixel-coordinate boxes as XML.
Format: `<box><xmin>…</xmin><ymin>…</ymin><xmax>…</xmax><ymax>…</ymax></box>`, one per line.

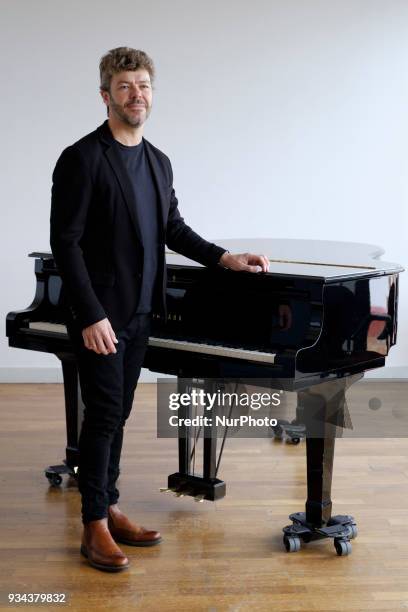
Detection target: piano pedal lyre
<box><xmin>174</xmin><ymin>488</ymin><xmax>194</xmax><ymax>498</ymax></box>
<box><xmin>194</xmin><ymin>493</ymin><xmax>206</xmax><ymax>503</ymax></box>
<box><xmin>167</xmin><ymin>473</ymin><xmax>226</xmax><ymax>502</ymax></box>
<box><xmin>159</xmin><ymin>487</ymin><xmax>175</xmax><ymax>494</ymax></box>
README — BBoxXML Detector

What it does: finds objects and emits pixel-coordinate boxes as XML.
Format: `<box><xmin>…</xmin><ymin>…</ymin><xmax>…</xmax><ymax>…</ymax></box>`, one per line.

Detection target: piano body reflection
<box><xmin>6</xmin><ymin>239</ymin><xmax>403</xmax><ymax>555</ymax></box>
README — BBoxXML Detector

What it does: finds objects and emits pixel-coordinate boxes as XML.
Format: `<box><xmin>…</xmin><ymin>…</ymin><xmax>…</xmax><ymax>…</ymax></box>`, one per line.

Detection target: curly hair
<box><xmin>99</xmin><ymin>47</ymin><xmax>155</xmax><ymax>91</ymax></box>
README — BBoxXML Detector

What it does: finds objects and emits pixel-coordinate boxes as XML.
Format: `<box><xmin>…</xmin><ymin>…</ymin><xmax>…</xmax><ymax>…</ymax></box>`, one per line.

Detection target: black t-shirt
<box><xmin>116</xmin><ymin>139</ymin><xmax>159</xmax><ymax>314</ymax></box>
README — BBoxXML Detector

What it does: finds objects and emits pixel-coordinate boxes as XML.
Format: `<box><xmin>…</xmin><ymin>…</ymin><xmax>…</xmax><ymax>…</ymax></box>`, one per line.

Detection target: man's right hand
<box><xmin>82</xmin><ymin>318</ymin><xmax>118</xmax><ymax>355</ymax></box>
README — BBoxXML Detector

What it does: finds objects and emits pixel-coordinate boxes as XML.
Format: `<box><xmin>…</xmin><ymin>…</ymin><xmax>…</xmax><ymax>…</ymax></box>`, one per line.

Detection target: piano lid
<box><xmin>166</xmin><ymin>239</ymin><xmax>404</xmax><ymax>281</ymax></box>
<box><xmin>31</xmin><ymin>239</ymin><xmax>403</xmax><ymax>281</ymax></box>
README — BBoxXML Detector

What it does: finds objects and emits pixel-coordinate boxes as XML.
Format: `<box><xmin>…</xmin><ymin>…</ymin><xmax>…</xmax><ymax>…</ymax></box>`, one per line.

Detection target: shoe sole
<box><xmin>113</xmin><ymin>536</ymin><xmax>163</xmax><ymax>547</ymax></box>
<box><xmin>80</xmin><ymin>545</ymin><xmax>130</xmax><ymax>572</ymax></box>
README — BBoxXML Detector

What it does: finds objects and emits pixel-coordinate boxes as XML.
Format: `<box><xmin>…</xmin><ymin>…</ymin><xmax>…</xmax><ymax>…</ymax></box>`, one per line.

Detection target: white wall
<box><xmin>1</xmin><ymin>0</ymin><xmax>407</xmax><ymax>382</ymax></box>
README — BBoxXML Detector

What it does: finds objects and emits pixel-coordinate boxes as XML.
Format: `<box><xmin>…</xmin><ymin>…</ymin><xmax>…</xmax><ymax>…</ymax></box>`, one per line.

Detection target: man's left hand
<box><xmin>219</xmin><ymin>252</ymin><xmax>270</xmax><ymax>273</ymax></box>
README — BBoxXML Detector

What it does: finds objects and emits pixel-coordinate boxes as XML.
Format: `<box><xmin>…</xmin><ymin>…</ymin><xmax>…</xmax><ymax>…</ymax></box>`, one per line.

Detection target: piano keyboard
<box><xmin>147</xmin><ymin>337</ymin><xmax>276</xmax><ymax>364</ymax></box>
<box><xmin>28</xmin><ymin>321</ymin><xmax>276</xmax><ymax>365</ymax></box>
<box><xmin>29</xmin><ymin>322</ymin><xmax>68</xmax><ymax>334</ymax></box>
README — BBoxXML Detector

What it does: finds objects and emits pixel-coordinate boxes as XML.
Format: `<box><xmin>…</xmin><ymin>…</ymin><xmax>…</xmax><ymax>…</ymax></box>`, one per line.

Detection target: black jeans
<box><xmin>68</xmin><ymin>313</ymin><xmax>151</xmax><ymax>524</ymax></box>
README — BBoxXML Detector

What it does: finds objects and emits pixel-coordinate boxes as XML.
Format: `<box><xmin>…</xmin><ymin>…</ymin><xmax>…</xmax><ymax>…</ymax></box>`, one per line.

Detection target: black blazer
<box><xmin>50</xmin><ymin>121</ymin><xmax>226</xmax><ymax>331</ymax></box>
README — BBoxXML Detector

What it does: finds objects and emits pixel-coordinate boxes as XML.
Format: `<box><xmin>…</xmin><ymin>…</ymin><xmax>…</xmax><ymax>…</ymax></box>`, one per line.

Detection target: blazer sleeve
<box><xmin>165</xmin><ymin>161</ymin><xmax>227</xmax><ymax>266</ymax></box>
<box><xmin>50</xmin><ymin>146</ymin><xmax>107</xmax><ymax>329</ymax></box>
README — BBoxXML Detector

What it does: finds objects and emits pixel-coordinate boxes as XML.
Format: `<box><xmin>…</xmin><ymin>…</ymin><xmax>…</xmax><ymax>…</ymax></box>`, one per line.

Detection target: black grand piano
<box><xmin>6</xmin><ymin>238</ymin><xmax>403</xmax><ymax>556</ymax></box>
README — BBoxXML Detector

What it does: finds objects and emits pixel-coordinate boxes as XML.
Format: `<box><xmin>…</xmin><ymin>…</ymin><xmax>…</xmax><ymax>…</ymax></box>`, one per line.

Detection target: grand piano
<box><xmin>6</xmin><ymin>239</ymin><xmax>403</xmax><ymax>556</ymax></box>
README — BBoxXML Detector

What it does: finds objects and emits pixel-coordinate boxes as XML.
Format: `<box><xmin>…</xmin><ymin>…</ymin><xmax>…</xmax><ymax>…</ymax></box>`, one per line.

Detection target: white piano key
<box><xmin>147</xmin><ymin>337</ymin><xmax>276</xmax><ymax>364</ymax></box>
<box><xmin>29</xmin><ymin>321</ymin><xmax>68</xmax><ymax>334</ymax></box>
<box><xmin>28</xmin><ymin>322</ymin><xmax>276</xmax><ymax>364</ymax></box>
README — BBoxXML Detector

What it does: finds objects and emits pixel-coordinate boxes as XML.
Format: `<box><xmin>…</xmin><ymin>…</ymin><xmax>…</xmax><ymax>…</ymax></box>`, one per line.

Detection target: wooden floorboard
<box><xmin>0</xmin><ymin>383</ymin><xmax>408</xmax><ymax>611</ymax></box>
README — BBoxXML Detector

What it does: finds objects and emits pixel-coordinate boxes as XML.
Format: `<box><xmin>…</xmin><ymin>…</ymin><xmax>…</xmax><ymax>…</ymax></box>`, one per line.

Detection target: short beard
<box><xmin>109</xmin><ymin>94</ymin><xmax>150</xmax><ymax>128</ymax></box>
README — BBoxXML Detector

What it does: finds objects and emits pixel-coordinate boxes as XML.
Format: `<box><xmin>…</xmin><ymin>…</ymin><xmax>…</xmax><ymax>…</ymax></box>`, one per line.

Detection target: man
<box><xmin>50</xmin><ymin>47</ymin><xmax>269</xmax><ymax>573</ymax></box>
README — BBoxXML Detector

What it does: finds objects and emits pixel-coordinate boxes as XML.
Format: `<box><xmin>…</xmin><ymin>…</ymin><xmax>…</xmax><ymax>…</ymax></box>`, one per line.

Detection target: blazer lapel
<box><xmin>97</xmin><ymin>122</ymin><xmax>143</xmax><ymax>244</ymax></box>
<box><xmin>143</xmin><ymin>140</ymin><xmax>168</xmax><ymax>231</ymax></box>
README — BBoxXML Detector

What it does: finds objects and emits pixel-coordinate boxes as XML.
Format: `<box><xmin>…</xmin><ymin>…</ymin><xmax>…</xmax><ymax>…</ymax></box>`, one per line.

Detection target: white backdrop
<box><xmin>1</xmin><ymin>0</ymin><xmax>407</xmax><ymax>381</ymax></box>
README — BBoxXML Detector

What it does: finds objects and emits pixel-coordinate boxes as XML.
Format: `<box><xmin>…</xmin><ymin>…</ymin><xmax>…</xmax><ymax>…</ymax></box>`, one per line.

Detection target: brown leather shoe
<box><xmin>108</xmin><ymin>504</ymin><xmax>162</xmax><ymax>547</ymax></box>
<box><xmin>81</xmin><ymin>518</ymin><xmax>130</xmax><ymax>572</ymax></box>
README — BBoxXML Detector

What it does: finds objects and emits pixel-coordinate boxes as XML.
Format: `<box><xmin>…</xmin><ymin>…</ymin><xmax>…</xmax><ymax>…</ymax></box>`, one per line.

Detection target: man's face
<box><xmin>101</xmin><ymin>69</ymin><xmax>153</xmax><ymax>128</ymax></box>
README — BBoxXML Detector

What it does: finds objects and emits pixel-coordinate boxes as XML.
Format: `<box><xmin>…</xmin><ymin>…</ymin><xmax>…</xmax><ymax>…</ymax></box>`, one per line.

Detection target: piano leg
<box><xmin>203</xmin><ymin>380</ymin><xmax>218</xmax><ymax>482</ymax></box>
<box><xmin>177</xmin><ymin>377</ymin><xmax>192</xmax><ymax>478</ymax></box>
<box><xmin>44</xmin><ymin>352</ymin><xmax>82</xmax><ymax>486</ymax></box>
<box><xmin>167</xmin><ymin>378</ymin><xmax>226</xmax><ymax>501</ymax></box>
<box><xmin>283</xmin><ymin>376</ymin><xmax>359</xmax><ymax>555</ymax></box>
<box><xmin>305</xmin><ymin>436</ymin><xmax>335</xmax><ymax>526</ymax></box>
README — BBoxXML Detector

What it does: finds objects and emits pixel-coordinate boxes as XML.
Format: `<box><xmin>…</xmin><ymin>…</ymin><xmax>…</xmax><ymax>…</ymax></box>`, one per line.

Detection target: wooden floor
<box><xmin>1</xmin><ymin>383</ymin><xmax>408</xmax><ymax>611</ymax></box>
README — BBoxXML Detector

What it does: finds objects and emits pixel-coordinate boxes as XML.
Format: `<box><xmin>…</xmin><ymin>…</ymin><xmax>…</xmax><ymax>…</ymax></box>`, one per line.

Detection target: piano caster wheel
<box><xmin>283</xmin><ymin>535</ymin><xmax>301</xmax><ymax>553</ymax></box>
<box><xmin>272</xmin><ymin>421</ymin><xmax>304</xmax><ymax>444</ymax></box>
<box><xmin>347</xmin><ymin>524</ymin><xmax>358</xmax><ymax>539</ymax></box>
<box><xmin>272</xmin><ymin>423</ymin><xmax>285</xmax><ymax>439</ymax></box>
<box><xmin>334</xmin><ymin>539</ymin><xmax>352</xmax><ymax>556</ymax></box>
<box><xmin>45</xmin><ymin>471</ymin><xmax>62</xmax><ymax>487</ymax></box>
